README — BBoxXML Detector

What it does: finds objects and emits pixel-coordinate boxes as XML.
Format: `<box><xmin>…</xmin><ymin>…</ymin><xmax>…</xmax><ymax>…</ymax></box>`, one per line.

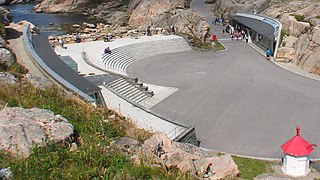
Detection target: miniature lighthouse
<box><xmin>281</xmin><ymin>126</ymin><xmax>317</xmax><ymax>177</ymax></box>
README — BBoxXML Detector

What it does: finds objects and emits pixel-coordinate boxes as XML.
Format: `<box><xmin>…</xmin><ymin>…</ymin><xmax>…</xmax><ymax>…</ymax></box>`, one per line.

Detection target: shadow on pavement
<box><xmin>5</xmin><ymin>28</ymin><xmax>23</xmax><ymax>40</ymax></box>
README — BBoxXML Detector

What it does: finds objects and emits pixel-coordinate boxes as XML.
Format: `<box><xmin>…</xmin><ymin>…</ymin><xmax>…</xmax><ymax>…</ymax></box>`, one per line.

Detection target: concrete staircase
<box><xmin>106</xmin><ymin>77</ymin><xmax>152</xmax><ymax>103</ymax></box>
<box><xmin>101</xmin><ymin>37</ymin><xmax>192</xmax><ymax>75</ymax></box>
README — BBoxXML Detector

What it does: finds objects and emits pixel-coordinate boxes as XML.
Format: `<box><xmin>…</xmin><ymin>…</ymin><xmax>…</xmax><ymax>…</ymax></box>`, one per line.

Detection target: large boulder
<box><xmin>0</xmin><ymin>6</ymin><xmax>13</xmax><ymax>26</ymax></box>
<box><xmin>194</xmin><ymin>155</ymin><xmax>240</xmax><ymax>179</ymax></box>
<box><xmin>0</xmin><ymin>107</ymin><xmax>75</xmax><ymax>157</ymax></box>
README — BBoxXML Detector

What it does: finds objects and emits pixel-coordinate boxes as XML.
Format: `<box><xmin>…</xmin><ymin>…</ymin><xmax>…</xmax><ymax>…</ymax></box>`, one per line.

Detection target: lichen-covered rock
<box><xmin>0</xmin><ymin>72</ymin><xmax>18</xmax><ymax>86</ymax></box>
<box><xmin>0</xmin><ymin>107</ymin><xmax>75</xmax><ymax>157</ymax></box>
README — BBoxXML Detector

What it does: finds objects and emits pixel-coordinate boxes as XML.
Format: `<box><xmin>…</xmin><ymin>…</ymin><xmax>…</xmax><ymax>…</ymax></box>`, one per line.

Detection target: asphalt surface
<box><xmin>127</xmin><ymin>38</ymin><xmax>320</xmax><ymax>158</ymax></box>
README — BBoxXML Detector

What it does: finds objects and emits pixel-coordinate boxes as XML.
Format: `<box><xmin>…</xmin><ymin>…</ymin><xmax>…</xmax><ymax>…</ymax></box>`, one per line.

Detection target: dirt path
<box><xmin>6</xmin><ymin>23</ymin><xmax>46</xmax><ymax>79</ymax></box>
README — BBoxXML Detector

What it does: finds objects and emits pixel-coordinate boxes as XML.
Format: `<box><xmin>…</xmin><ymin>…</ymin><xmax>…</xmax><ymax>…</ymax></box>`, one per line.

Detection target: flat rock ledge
<box><xmin>0</xmin><ymin>107</ymin><xmax>75</xmax><ymax>157</ymax></box>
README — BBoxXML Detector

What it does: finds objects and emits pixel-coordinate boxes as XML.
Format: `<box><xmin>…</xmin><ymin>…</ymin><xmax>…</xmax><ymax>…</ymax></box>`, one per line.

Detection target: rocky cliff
<box><xmin>0</xmin><ymin>0</ymin><xmax>39</xmax><ymax>5</ymax></box>
<box><xmin>207</xmin><ymin>0</ymin><xmax>320</xmax><ymax>75</ymax></box>
<box><xmin>34</xmin><ymin>0</ymin><xmax>210</xmax><ymax>42</ymax></box>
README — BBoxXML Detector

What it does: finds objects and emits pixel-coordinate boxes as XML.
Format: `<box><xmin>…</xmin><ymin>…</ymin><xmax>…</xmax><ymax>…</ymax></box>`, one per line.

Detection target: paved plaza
<box><xmin>127</xmin><ymin>40</ymin><xmax>320</xmax><ymax>159</ymax></box>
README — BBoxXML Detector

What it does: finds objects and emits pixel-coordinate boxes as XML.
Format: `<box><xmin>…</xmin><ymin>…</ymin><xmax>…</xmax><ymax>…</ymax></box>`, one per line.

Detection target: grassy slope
<box><xmin>0</xmin><ymin>63</ymin><xmax>192</xmax><ymax>179</ymax></box>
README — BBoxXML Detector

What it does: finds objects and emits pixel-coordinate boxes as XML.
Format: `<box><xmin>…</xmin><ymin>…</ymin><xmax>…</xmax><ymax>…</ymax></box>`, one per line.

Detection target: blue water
<box><xmin>4</xmin><ymin>3</ymin><xmax>96</xmax><ymax>35</ymax></box>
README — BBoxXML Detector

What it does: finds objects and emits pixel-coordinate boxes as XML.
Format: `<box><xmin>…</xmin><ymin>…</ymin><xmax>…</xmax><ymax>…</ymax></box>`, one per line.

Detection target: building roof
<box><xmin>32</xmin><ymin>35</ymin><xmax>101</xmax><ymax>95</ymax></box>
<box><xmin>281</xmin><ymin>126</ymin><xmax>316</xmax><ymax>157</ymax></box>
<box><xmin>231</xmin><ymin>14</ymin><xmax>275</xmax><ymax>39</ymax></box>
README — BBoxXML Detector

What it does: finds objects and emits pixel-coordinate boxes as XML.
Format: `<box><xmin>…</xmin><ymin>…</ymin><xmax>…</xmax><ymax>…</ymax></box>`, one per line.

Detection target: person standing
<box><xmin>266</xmin><ymin>48</ymin><xmax>271</xmax><ymax>60</ymax></box>
<box><xmin>59</xmin><ymin>38</ymin><xmax>64</xmax><ymax>49</ymax></box>
<box><xmin>244</xmin><ymin>34</ymin><xmax>249</xmax><ymax>43</ymax></box>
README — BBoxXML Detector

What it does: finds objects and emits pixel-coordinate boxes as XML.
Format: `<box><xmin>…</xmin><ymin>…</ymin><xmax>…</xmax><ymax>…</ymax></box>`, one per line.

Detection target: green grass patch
<box><xmin>316</xmin><ymin>16</ymin><xmax>320</xmax><ymax>19</ymax></box>
<box><xmin>0</xmin><ymin>62</ymin><xmax>28</xmax><ymax>79</ymax></box>
<box><xmin>232</xmin><ymin>156</ymin><xmax>274</xmax><ymax>179</ymax></box>
<box><xmin>293</xmin><ymin>14</ymin><xmax>306</xmax><ymax>22</ymax></box>
<box><xmin>214</xmin><ymin>41</ymin><xmax>225</xmax><ymax>51</ymax></box>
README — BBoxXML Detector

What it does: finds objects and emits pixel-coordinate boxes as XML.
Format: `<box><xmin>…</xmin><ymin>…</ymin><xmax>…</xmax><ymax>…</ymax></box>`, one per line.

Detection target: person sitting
<box><xmin>104</xmin><ymin>47</ymin><xmax>111</xmax><ymax>54</ymax></box>
<box><xmin>75</xmin><ymin>34</ymin><xmax>81</xmax><ymax>43</ymax></box>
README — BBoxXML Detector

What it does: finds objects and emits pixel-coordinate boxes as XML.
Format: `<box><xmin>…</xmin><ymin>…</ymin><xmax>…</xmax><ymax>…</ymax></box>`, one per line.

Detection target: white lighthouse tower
<box><xmin>281</xmin><ymin>126</ymin><xmax>317</xmax><ymax>177</ymax></box>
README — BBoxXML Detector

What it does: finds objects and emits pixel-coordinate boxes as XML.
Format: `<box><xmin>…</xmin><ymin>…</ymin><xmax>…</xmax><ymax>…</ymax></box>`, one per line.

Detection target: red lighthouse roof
<box><xmin>281</xmin><ymin>126</ymin><xmax>317</xmax><ymax>157</ymax></box>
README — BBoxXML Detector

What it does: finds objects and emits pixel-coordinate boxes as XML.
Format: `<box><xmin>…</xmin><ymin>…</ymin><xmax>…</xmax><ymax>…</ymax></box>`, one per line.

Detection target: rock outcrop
<box><xmin>114</xmin><ymin>133</ymin><xmax>240</xmax><ymax>179</ymax></box>
<box><xmin>1</xmin><ymin>0</ymin><xmax>38</xmax><ymax>4</ymax></box>
<box><xmin>0</xmin><ymin>34</ymin><xmax>16</xmax><ymax>67</ymax></box>
<box><xmin>0</xmin><ymin>6</ymin><xmax>13</xmax><ymax>26</ymax></box>
<box><xmin>0</xmin><ymin>107</ymin><xmax>75</xmax><ymax>157</ymax></box>
<box><xmin>0</xmin><ymin>72</ymin><xmax>18</xmax><ymax>86</ymax></box>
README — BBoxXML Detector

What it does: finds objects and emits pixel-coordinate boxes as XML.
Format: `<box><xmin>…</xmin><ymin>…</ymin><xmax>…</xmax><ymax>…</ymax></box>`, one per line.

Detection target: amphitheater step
<box><xmin>106</xmin><ymin>77</ymin><xmax>149</xmax><ymax>104</ymax></box>
<box><xmin>100</xmin><ymin>36</ymin><xmax>191</xmax><ymax>75</ymax></box>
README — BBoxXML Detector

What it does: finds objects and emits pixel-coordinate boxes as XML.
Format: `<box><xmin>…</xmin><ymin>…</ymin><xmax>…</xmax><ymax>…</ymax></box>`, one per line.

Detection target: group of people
<box><xmin>103</xmin><ymin>34</ymin><xmax>113</xmax><ymax>42</ymax></box>
<box><xmin>147</xmin><ymin>25</ymin><xmax>176</xmax><ymax>36</ymax></box>
<box><xmin>224</xmin><ymin>25</ymin><xmax>249</xmax><ymax>42</ymax></box>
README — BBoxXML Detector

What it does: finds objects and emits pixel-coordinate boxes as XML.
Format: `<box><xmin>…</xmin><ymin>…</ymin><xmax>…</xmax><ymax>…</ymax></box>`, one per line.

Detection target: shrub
<box><xmin>294</xmin><ymin>14</ymin><xmax>305</xmax><ymax>22</ymax></box>
<box><xmin>0</xmin><ymin>23</ymin><xmax>5</xmax><ymax>37</ymax></box>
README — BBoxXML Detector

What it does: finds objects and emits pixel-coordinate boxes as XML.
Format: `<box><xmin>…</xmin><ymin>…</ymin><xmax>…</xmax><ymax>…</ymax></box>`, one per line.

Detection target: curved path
<box><xmin>127</xmin><ymin>2</ymin><xmax>320</xmax><ymax>158</ymax></box>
